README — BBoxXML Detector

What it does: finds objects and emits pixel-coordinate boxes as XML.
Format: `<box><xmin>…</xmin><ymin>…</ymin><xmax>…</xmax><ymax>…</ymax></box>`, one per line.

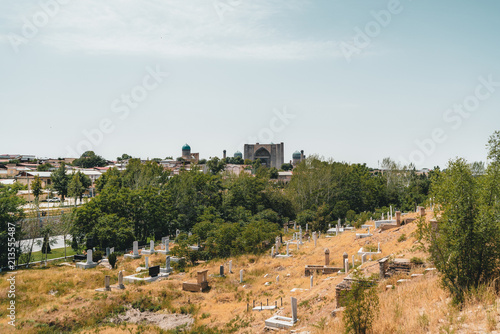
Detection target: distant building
<box><xmin>234</xmin><ymin>151</ymin><xmax>243</xmax><ymax>159</ymax></box>
<box><xmin>292</xmin><ymin>150</ymin><xmax>305</xmax><ymax>166</ymax></box>
<box><xmin>181</xmin><ymin>144</ymin><xmax>199</xmax><ymax>164</ymax></box>
<box><xmin>244</xmin><ymin>142</ymin><xmax>284</xmax><ymax>168</ymax></box>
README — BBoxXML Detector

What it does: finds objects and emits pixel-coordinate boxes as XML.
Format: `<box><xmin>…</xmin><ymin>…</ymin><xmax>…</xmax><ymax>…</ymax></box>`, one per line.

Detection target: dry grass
<box><xmin>1</xmin><ymin>211</ymin><xmax>500</xmax><ymax>333</ymax></box>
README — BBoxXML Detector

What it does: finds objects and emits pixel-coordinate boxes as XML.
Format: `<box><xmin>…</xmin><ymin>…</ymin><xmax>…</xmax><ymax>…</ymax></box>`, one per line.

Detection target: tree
<box><xmin>31</xmin><ymin>175</ymin><xmax>42</xmax><ymax>203</ymax></box>
<box><xmin>72</xmin><ymin>151</ymin><xmax>107</xmax><ymax>168</ymax></box>
<box><xmin>207</xmin><ymin>157</ymin><xmax>226</xmax><ymax>175</ymax></box>
<box><xmin>51</xmin><ymin>163</ymin><xmax>70</xmax><ymax>201</ymax></box>
<box><xmin>269</xmin><ymin>167</ymin><xmax>279</xmax><ymax>179</ymax></box>
<box><xmin>420</xmin><ymin>134</ymin><xmax>500</xmax><ymax>304</ymax></box>
<box><xmin>281</xmin><ymin>163</ymin><xmax>293</xmax><ymax>171</ymax></box>
<box><xmin>117</xmin><ymin>153</ymin><xmax>132</xmax><ymax>161</ymax></box>
<box><xmin>0</xmin><ymin>187</ymin><xmax>25</xmax><ymax>268</ymax></box>
<box><xmin>36</xmin><ymin>163</ymin><xmax>53</xmax><ymax>171</ymax></box>
<box><xmin>68</xmin><ymin>173</ymin><xmax>85</xmax><ymax>207</ymax></box>
<box><xmin>342</xmin><ymin>271</ymin><xmax>379</xmax><ymax>334</ymax></box>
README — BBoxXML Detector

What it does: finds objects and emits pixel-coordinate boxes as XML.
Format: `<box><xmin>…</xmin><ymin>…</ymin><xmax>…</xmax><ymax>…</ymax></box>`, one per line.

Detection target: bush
<box><xmin>108</xmin><ymin>253</ymin><xmax>117</xmax><ymax>269</ymax></box>
<box><xmin>92</xmin><ymin>250</ymin><xmax>103</xmax><ymax>262</ymax></box>
<box><xmin>397</xmin><ymin>234</ymin><xmax>407</xmax><ymax>242</ymax></box>
<box><xmin>342</xmin><ymin>271</ymin><xmax>379</xmax><ymax>334</ymax></box>
<box><xmin>410</xmin><ymin>257</ymin><xmax>424</xmax><ymax>265</ymax></box>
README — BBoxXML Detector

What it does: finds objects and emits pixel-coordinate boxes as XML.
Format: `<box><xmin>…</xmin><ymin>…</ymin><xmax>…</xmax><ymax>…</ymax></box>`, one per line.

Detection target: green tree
<box><xmin>207</xmin><ymin>157</ymin><xmax>226</xmax><ymax>175</ymax></box>
<box><xmin>36</xmin><ymin>163</ymin><xmax>53</xmax><ymax>171</ymax></box>
<box><xmin>31</xmin><ymin>175</ymin><xmax>43</xmax><ymax>203</ymax></box>
<box><xmin>117</xmin><ymin>153</ymin><xmax>132</xmax><ymax>161</ymax></box>
<box><xmin>342</xmin><ymin>271</ymin><xmax>379</xmax><ymax>334</ymax></box>
<box><xmin>421</xmin><ymin>138</ymin><xmax>500</xmax><ymax>304</ymax></box>
<box><xmin>281</xmin><ymin>163</ymin><xmax>293</xmax><ymax>171</ymax></box>
<box><xmin>51</xmin><ymin>163</ymin><xmax>70</xmax><ymax>201</ymax></box>
<box><xmin>269</xmin><ymin>167</ymin><xmax>279</xmax><ymax>179</ymax></box>
<box><xmin>0</xmin><ymin>187</ymin><xmax>25</xmax><ymax>268</ymax></box>
<box><xmin>68</xmin><ymin>173</ymin><xmax>85</xmax><ymax>207</ymax></box>
<box><xmin>72</xmin><ymin>151</ymin><xmax>107</xmax><ymax>168</ymax></box>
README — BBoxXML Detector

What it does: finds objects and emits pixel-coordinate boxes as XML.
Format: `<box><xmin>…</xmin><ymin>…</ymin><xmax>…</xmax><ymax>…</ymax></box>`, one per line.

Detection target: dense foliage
<box><xmin>420</xmin><ymin>131</ymin><xmax>500</xmax><ymax>304</ymax></box>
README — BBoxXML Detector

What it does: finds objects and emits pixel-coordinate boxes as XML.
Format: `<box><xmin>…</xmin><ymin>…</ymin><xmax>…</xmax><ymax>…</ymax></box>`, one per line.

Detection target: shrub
<box><xmin>410</xmin><ymin>257</ymin><xmax>424</xmax><ymax>265</ymax></box>
<box><xmin>397</xmin><ymin>234</ymin><xmax>407</xmax><ymax>242</ymax></box>
<box><xmin>92</xmin><ymin>250</ymin><xmax>103</xmax><ymax>262</ymax></box>
<box><xmin>108</xmin><ymin>253</ymin><xmax>117</xmax><ymax>269</ymax></box>
<box><xmin>342</xmin><ymin>271</ymin><xmax>379</xmax><ymax>334</ymax></box>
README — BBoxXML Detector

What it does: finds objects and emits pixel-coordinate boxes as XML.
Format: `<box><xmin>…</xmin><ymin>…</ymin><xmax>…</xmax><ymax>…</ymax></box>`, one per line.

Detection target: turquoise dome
<box><xmin>182</xmin><ymin>144</ymin><xmax>191</xmax><ymax>151</ymax></box>
<box><xmin>292</xmin><ymin>151</ymin><xmax>301</xmax><ymax>159</ymax></box>
<box><xmin>234</xmin><ymin>151</ymin><xmax>243</xmax><ymax>158</ymax></box>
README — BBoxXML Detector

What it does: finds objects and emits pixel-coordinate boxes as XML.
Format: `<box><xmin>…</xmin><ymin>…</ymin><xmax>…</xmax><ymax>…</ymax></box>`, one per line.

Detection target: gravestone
<box><xmin>276</xmin><ymin>275</ymin><xmax>279</xmax><ymax>283</ymax></box>
<box><xmin>110</xmin><ymin>247</ymin><xmax>114</xmax><ymax>254</ymax></box>
<box><xmin>362</xmin><ymin>253</ymin><xmax>367</xmax><ymax>264</ymax></box>
<box><xmin>395</xmin><ymin>211</ymin><xmax>402</xmax><ymax>226</ymax></box>
<box><xmin>161</xmin><ymin>255</ymin><xmax>173</xmax><ymax>274</ymax></box>
<box><xmin>240</xmin><ymin>269</ymin><xmax>243</xmax><ymax>283</ymax></box>
<box><xmin>125</xmin><ymin>241</ymin><xmax>141</xmax><ymax>259</ymax></box>
<box><xmin>310</xmin><ymin>275</ymin><xmax>313</xmax><ymax>288</ymax></box>
<box><xmin>105</xmin><ymin>275</ymin><xmax>111</xmax><ymax>291</ymax></box>
<box><xmin>343</xmin><ymin>252</ymin><xmax>348</xmax><ymax>264</ymax></box>
<box><xmin>229</xmin><ymin>260</ymin><xmax>232</xmax><ymax>273</ymax></box>
<box><xmin>176</xmin><ymin>229</ymin><xmax>180</xmax><ymax>238</ymax></box>
<box><xmin>306</xmin><ymin>223</ymin><xmax>308</xmax><ymax>232</ymax></box>
<box><xmin>76</xmin><ymin>249</ymin><xmax>97</xmax><ymax>269</ymax></box>
<box><xmin>294</xmin><ymin>221</ymin><xmax>296</xmax><ymax>230</ymax></box>
<box><xmin>286</xmin><ymin>243</ymin><xmax>290</xmax><ymax>256</ymax></box>
<box><xmin>352</xmin><ymin>255</ymin><xmax>355</xmax><ymax>268</ymax></box>
<box><xmin>118</xmin><ymin>271</ymin><xmax>125</xmax><ymax>289</ymax></box>
<box><xmin>149</xmin><ymin>265</ymin><xmax>160</xmax><ymax>277</ymax></box>
<box><xmin>145</xmin><ymin>256</ymin><xmax>149</xmax><ymax>269</ymax></box>
<box><xmin>324</xmin><ymin>248</ymin><xmax>330</xmax><ymax>266</ymax></box>
<box><xmin>219</xmin><ymin>265</ymin><xmax>224</xmax><ymax>277</ymax></box>
<box><xmin>271</xmin><ymin>246</ymin><xmax>275</xmax><ymax>257</ymax></box>
<box><xmin>291</xmin><ymin>297</ymin><xmax>298</xmax><ymax>323</ymax></box>
<box><xmin>106</xmin><ymin>247</ymin><xmax>110</xmax><ymax>257</ymax></box>
<box><xmin>344</xmin><ymin>258</ymin><xmax>349</xmax><ymax>273</ymax></box>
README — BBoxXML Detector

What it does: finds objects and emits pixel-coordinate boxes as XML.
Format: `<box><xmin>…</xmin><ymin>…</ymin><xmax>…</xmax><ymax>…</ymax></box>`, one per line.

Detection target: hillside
<box><xmin>1</xmin><ymin>210</ymin><xmax>499</xmax><ymax>333</ymax></box>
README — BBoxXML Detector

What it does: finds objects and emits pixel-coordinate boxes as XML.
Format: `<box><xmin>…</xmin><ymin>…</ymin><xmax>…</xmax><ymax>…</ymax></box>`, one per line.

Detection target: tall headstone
<box><xmin>87</xmin><ymin>249</ymin><xmax>93</xmax><ymax>264</ymax></box>
<box><xmin>219</xmin><ymin>265</ymin><xmax>224</xmax><ymax>276</ymax></box>
<box><xmin>286</xmin><ymin>243</ymin><xmax>290</xmax><ymax>256</ymax></box>
<box><xmin>229</xmin><ymin>260</ymin><xmax>233</xmax><ymax>273</ymax></box>
<box><xmin>145</xmin><ymin>256</ymin><xmax>149</xmax><ymax>269</ymax></box>
<box><xmin>133</xmin><ymin>241</ymin><xmax>139</xmax><ymax>256</ymax></box>
<box><xmin>343</xmin><ymin>252</ymin><xmax>348</xmax><ymax>264</ymax></box>
<box><xmin>306</xmin><ymin>223</ymin><xmax>308</xmax><ymax>232</ymax></box>
<box><xmin>271</xmin><ymin>246</ymin><xmax>275</xmax><ymax>257</ymax></box>
<box><xmin>310</xmin><ymin>275</ymin><xmax>313</xmax><ymax>288</ymax></box>
<box><xmin>176</xmin><ymin>229</ymin><xmax>180</xmax><ymax>238</ymax></box>
<box><xmin>165</xmin><ymin>238</ymin><xmax>170</xmax><ymax>253</ymax></box>
<box><xmin>378</xmin><ymin>242</ymin><xmax>380</xmax><ymax>253</ymax></box>
<box><xmin>324</xmin><ymin>248</ymin><xmax>330</xmax><ymax>266</ymax></box>
<box><xmin>382</xmin><ymin>213</ymin><xmax>384</xmax><ymax>220</ymax></box>
<box><xmin>362</xmin><ymin>253</ymin><xmax>367</xmax><ymax>264</ymax></box>
<box><xmin>240</xmin><ymin>269</ymin><xmax>243</xmax><ymax>283</ymax></box>
<box><xmin>352</xmin><ymin>255</ymin><xmax>355</xmax><ymax>268</ymax></box>
<box><xmin>291</xmin><ymin>297</ymin><xmax>298</xmax><ymax>323</ymax></box>
<box><xmin>344</xmin><ymin>258</ymin><xmax>349</xmax><ymax>273</ymax></box>
<box><xmin>293</xmin><ymin>221</ymin><xmax>296</xmax><ymax>230</ymax></box>
<box><xmin>118</xmin><ymin>270</ymin><xmax>125</xmax><ymax>289</ymax></box>
<box><xmin>110</xmin><ymin>247</ymin><xmax>114</xmax><ymax>254</ymax></box>
<box><xmin>150</xmin><ymin>240</ymin><xmax>155</xmax><ymax>253</ymax></box>
<box><xmin>396</xmin><ymin>211</ymin><xmax>402</xmax><ymax>226</ymax></box>
<box><xmin>105</xmin><ymin>275</ymin><xmax>111</xmax><ymax>291</ymax></box>
<box><xmin>166</xmin><ymin>256</ymin><xmax>171</xmax><ymax>271</ymax></box>
<box><xmin>106</xmin><ymin>247</ymin><xmax>110</xmax><ymax>257</ymax></box>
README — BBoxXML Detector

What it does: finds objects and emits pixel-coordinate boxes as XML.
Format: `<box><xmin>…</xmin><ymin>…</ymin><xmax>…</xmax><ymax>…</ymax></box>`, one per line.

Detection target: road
<box><xmin>20</xmin><ymin>234</ymin><xmax>72</xmax><ymax>253</ymax></box>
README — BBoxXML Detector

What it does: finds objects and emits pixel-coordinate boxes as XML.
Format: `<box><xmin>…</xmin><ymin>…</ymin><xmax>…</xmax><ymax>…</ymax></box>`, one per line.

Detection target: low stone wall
<box><xmin>304</xmin><ymin>265</ymin><xmax>342</xmax><ymax>276</ymax></box>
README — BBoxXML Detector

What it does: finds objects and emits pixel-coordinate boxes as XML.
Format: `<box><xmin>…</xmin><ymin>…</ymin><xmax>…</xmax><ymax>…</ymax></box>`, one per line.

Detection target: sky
<box><xmin>1</xmin><ymin>0</ymin><xmax>500</xmax><ymax>169</ymax></box>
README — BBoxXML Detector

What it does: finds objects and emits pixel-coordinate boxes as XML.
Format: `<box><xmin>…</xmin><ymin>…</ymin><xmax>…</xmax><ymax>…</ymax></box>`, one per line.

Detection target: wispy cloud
<box><xmin>1</xmin><ymin>0</ymin><xmax>342</xmax><ymax>59</ymax></box>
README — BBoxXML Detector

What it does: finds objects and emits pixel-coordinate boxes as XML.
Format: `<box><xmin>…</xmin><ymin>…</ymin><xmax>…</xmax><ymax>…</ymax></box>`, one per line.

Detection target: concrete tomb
<box><xmin>76</xmin><ymin>249</ymin><xmax>97</xmax><ymax>269</ymax></box>
<box><xmin>182</xmin><ymin>270</ymin><xmax>209</xmax><ymax>292</ymax></box>
<box><xmin>265</xmin><ymin>297</ymin><xmax>298</xmax><ymax>329</ymax></box>
<box><xmin>124</xmin><ymin>241</ymin><xmax>142</xmax><ymax>259</ymax></box>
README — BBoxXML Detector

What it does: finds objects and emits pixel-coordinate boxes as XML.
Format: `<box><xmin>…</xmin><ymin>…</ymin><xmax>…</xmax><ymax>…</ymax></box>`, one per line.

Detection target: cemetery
<box><xmin>5</xmin><ymin>209</ymin><xmax>452</xmax><ymax>333</ymax></box>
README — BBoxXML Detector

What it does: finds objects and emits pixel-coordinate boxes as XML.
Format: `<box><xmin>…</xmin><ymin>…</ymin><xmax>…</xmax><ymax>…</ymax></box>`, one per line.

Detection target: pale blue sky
<box><xmin>2</xmin><ymin>0</ymin><xmax>500</xmax><ymax>168</ymax></box>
